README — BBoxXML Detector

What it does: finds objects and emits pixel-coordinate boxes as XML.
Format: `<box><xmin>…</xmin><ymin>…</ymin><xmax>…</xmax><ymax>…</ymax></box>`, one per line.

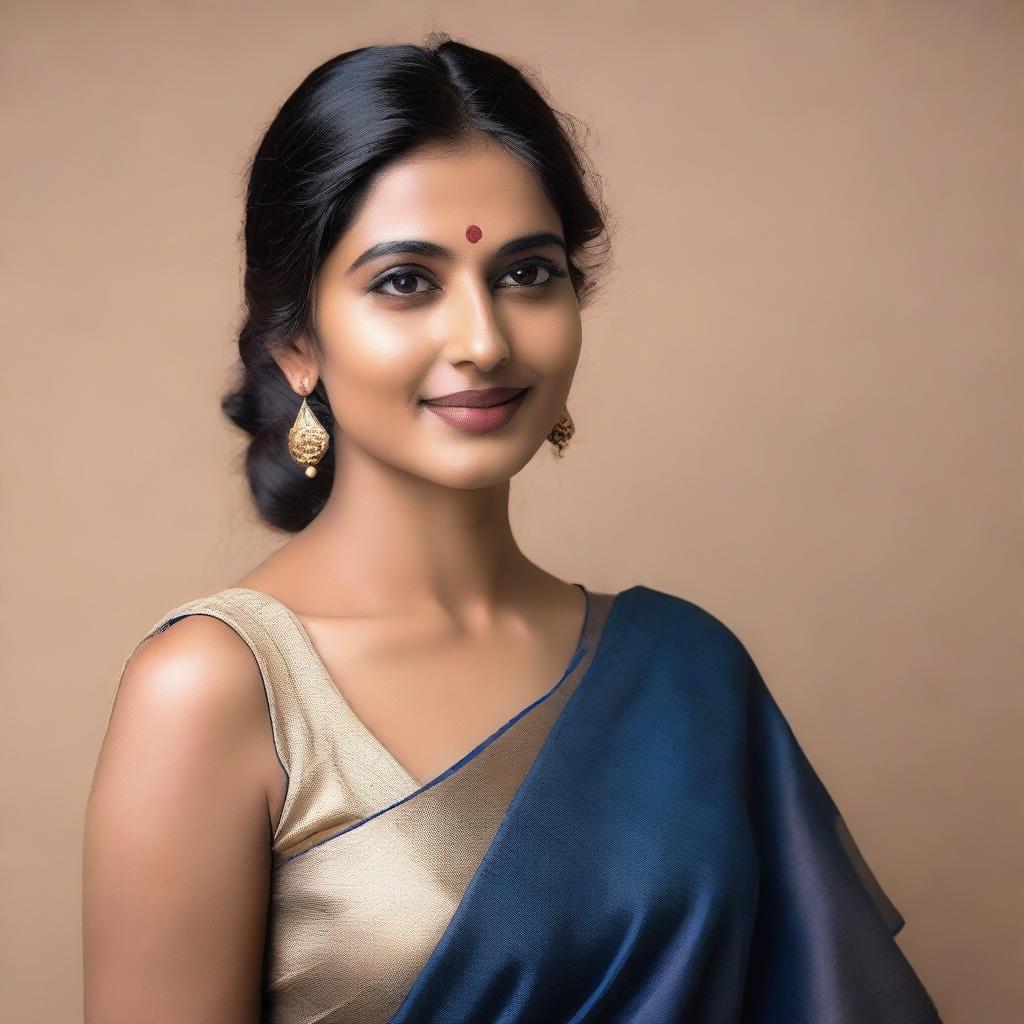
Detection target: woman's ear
<box><xmin>269</xmin><ymin>332</ymin><xmax>319</xmax><ymax>393</ymax></box>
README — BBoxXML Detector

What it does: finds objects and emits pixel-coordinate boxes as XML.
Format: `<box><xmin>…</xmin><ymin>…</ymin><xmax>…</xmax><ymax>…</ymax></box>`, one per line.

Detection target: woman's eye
<box><xmin>372</xmin><ymin>272</ymin><xmax>436</xmax><ymax>297</ymax></box>
<box><xmin>496</xmin><ymin>263</ymin><xmax>554</xmax><ymax>288</ymax></box>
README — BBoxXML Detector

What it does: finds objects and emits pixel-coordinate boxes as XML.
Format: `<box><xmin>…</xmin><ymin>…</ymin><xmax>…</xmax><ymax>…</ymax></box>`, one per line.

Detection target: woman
<box><xmin>83</xmin><ymin>33</ymin><xmax>943</xmax><ymax>1024</ymax></box>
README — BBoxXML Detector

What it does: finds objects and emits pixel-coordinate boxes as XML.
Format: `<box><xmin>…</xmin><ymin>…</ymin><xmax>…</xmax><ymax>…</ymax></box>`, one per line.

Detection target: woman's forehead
<box><xmin>340</xmin><ymin>141</ymin><xmax>558</xmax><ymax>246</ymax></box>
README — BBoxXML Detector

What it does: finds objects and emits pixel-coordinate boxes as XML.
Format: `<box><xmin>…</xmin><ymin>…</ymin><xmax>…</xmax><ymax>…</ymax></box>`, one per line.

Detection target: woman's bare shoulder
<box><xmin>84</xmin><ymin>611</ymin><xmax>273</xmax><ymax>1021</ymax></box>
<box><xmin>120</xmin><ymin>611</ymin><xmax>264</xmax><ymax>708</ymax></box>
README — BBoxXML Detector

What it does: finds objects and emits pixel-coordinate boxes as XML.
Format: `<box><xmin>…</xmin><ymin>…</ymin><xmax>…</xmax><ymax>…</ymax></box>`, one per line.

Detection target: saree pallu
<box><xmin>117</xmin><ymin>583</ymin><xmax>943</xmax><ymax>1023</ymax></box>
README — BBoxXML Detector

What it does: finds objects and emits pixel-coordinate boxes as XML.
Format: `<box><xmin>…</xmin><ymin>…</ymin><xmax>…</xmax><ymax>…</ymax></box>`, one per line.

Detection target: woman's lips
<box><xmin>420</xmin><ymin>388</ymin><xmax>531</xmax><ymax>434</ymax></box>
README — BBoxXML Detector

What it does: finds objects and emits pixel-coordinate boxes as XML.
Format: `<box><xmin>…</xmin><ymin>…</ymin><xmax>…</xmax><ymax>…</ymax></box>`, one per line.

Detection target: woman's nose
<box><xmin>441</xmin><ymin>278</ymin><xmax>511</xmax><ymax>371</ymax></box>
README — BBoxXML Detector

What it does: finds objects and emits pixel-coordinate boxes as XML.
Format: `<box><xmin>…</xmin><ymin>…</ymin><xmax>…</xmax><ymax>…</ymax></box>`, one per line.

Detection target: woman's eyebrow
<box><xmin>345</xmin><ymin>231</ymin><xmax>567</xmax><ymax>274</ymax></box>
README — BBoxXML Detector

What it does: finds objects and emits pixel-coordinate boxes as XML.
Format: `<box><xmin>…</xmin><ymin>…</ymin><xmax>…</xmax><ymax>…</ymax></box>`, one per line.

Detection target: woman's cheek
<box><xmin>324</xmin><ymin>306</ymin><xmax>431</xmax><ymax>391</ymax></box>
<box><xmin>514</xmin><ymin>299</ymin><xmax>582</xmax><ymax>375</ymax></box>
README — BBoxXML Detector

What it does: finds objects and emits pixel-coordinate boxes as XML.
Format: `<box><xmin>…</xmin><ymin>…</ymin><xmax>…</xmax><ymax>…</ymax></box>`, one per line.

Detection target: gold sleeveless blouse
<box><xmin>108</xmin><ymin>586</ymin><xmax>617</xmax><ymax>1024</ymax></box>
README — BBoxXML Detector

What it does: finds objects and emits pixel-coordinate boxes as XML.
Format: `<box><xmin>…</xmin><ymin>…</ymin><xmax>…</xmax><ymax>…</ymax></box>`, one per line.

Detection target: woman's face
<box><xmin>289</xmin><ymin>136</ymin><xmax>582</xmax><ymax>490</ymax></box>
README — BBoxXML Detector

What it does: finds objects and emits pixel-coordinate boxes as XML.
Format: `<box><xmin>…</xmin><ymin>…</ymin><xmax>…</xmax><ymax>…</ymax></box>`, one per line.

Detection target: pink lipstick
<box><xmin>420</xmin><ymin>387</ymin><xmax>531</xmax><ymax>434</ymax></box>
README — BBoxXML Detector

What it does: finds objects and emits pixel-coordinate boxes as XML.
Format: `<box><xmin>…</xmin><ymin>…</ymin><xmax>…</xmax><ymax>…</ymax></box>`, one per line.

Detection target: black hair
<box><xmin>221</xmin><ymin>31</ymin><xmax>612</xmax><ymax>533</ymax></box>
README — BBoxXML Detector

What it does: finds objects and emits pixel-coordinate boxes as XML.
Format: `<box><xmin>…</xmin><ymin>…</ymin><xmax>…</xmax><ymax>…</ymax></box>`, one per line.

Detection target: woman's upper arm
<box><xmin>83</xmin><ymin>614</ymin><xmax>274</xmax><ymax>1024</ymax></box>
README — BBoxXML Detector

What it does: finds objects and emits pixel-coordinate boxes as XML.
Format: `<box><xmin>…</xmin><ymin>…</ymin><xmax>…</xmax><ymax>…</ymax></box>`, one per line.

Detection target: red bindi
<box><xmin>465</xmin><ymin>224</ymin><xmax>483</xmax><ymax>243</ymax></box>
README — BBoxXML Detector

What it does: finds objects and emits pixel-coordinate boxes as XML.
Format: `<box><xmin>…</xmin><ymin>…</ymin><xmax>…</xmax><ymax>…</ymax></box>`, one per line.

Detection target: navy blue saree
<box><xmin>384</xmin><ymin>585</ymin><xmax>941</xmax><ymax>1023</ymax></box>
<box><xmin>125</xmin><ymin>582</ymin><xmax>943</xmax><ymax>1023</ymax></box>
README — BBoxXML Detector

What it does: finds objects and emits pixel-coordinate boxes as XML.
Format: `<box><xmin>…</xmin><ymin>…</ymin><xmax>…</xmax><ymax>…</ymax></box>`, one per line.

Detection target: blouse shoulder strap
<box><xmin>106</xmin><ymin>587</ymin><xmax>408</xmax><ymax>859</ymax></box>
<box><xmin>107</xmin><ymin>589</ymin><xmax>283</xmax><ymax>727</ymax></box>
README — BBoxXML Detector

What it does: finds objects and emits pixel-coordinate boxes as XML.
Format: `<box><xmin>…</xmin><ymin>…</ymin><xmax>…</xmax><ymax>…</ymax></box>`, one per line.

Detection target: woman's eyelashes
<box><xmin>367</xmin><ymin>257</ymin><xmax>568</xmax><ymax>299</ymax></box>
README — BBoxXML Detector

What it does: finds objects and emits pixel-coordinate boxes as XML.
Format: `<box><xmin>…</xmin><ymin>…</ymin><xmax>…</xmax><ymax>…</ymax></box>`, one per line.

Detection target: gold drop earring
<box><xmin>288</xmin><ymin>377</ymin><xmax>330</xmax><ymax>478</ymax></box>
<box><xmin>547</xmin><ymin>406</ymin><xmax>575</xmax><ymax>456</ymax></box>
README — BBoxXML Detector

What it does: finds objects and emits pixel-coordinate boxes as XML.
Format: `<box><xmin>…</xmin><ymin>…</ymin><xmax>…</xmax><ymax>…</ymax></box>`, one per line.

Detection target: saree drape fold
<box><xmin>112</xmin><ymin>583</ymin><xmax>943</xmax><ymax>1023</ymax></box>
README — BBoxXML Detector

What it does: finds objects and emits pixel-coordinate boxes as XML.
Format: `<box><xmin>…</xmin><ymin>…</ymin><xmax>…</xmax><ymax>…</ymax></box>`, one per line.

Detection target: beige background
<box><xmin>3</xmin><ymin>1</ymin><xmax>1021</xmax><ymax>1021</ymax></box>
